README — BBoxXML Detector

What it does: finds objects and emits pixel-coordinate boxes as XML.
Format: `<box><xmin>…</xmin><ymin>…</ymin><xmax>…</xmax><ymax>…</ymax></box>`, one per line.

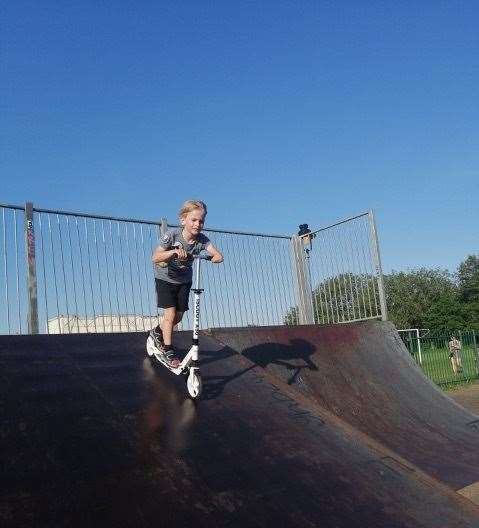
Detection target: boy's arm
<box><xmin>205</xmin><ymin>242</ymin><xmax>224</xmax><ymax>263</ymax></box>
<box><xmin>152</xmin><ymin>246</ymin><xmax>186</xmax><ymax>265</ymax></box>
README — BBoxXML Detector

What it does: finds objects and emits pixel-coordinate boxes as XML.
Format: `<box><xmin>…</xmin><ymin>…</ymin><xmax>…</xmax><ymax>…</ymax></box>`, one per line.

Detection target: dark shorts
<box><xmin>155</xmin><ymin>279</ymin><xmax>192</xmax><ymax>312</ymax></box>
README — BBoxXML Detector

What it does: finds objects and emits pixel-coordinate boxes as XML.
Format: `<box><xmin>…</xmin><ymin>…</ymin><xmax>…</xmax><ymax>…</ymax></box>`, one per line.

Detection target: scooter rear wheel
<box><xmin>146</xmin><ymin>336</ymin><xmax>156</xmax><ymax>357</ymax></box>
<box><xmin>186</xmin><ymin>370</ymin><xmax>202</xmax><ymax>400</ymax></box>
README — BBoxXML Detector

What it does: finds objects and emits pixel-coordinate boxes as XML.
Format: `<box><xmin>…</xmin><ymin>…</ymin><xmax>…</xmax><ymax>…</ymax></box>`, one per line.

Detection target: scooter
<box><xmin>146</xmin><ymin>253</ymin><xmax>212</xmax><ymax>399</ymax></box>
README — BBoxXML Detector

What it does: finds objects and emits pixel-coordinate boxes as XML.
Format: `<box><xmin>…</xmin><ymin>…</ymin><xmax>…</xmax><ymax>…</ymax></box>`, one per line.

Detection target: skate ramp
<box><xmin>1</xmin><ymin>332</ymin><xmax>479</xmax><ymax>527</ymax></box>
<box><xmin>209</xmin><ymin>321</ymin><xmax>479</xmax><ymax>498</ymax></box>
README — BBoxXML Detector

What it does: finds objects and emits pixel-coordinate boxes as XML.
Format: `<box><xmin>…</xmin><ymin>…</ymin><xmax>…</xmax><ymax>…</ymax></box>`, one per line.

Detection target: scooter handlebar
<box><xmin>193</xmin><ymin>253</ymin><xmax>213</xmax><ymax>261</ymax></box>
<box><xmin>172</xmin><ymin>251</ymin><xmax>212</xmax><ymax>261</ymax></box>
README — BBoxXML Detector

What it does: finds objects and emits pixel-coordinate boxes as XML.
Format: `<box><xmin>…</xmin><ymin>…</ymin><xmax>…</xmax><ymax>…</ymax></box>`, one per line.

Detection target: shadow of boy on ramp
<box><xmin>242</xmin><ymin>338</ymin><xmax>318</xmax><ymax>385</ymax></box>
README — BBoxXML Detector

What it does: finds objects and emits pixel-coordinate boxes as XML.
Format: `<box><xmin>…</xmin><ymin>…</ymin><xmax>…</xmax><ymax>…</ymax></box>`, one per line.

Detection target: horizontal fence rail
<box><xmin>0</xmin><ymin>202</ymin><xmax>387</xmax><ymax>335</ymax></box>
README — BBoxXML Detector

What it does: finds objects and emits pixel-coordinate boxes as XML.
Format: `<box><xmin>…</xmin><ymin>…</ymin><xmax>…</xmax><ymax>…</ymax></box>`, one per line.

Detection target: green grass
<box><xmin>443</xmin><ymin>378</ymin><xmax>479</xmax><ymax>392</ymax></box>
<box><xmin>409</xmin><ymin>345</ymin><xmax>479</xmax><ymax>387</ymax></box>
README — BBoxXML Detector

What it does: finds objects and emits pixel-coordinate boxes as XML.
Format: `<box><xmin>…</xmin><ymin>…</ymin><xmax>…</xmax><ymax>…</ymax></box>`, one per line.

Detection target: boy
<box><xmin>149</xmin><ymin>200</ymin><xmax>223</xmax><ymax>367</ymax></box>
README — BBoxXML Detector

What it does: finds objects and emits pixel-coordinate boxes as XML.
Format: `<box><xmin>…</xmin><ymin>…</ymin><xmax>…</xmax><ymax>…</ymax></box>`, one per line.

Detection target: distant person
<box><xmin>149</xmin><ymin>200</ymin><xmax>223</xmax><ymax>367</ymax></box>
<box><xmin>448</xmin><ymin>335</ymin><xmax>463</xmax><ymax>374</ymax></box>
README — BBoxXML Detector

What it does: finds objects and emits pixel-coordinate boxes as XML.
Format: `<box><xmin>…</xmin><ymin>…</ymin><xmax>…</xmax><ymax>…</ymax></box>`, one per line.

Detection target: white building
<box><xmin>47</xmin><ymin>314</ymin><xmax>161</xmax><ymax>334</ymax></box>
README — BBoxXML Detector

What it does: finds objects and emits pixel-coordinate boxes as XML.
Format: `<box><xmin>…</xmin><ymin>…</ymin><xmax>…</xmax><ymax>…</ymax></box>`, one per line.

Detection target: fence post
<box><xmin>368</xmin><ymin>210</ymin><xmax>388</xmax><ymax>321</ymax></box>
<box><xmin>291</xmin><ymin>235</ymin><xmax>314</xmax><ymax>325</ymax></box>
<box><xmin>25</xmin><ymin>202</ymin><xmax>39</xmax><ymax>334</ymax></box>
<box><xmin>416</xmin><ymin>328</ymin><xmax>423</xmax><ymax>365</ymax></box>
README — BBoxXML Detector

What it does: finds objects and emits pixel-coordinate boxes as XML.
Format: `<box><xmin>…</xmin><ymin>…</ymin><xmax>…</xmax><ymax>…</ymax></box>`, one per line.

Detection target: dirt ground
<box><xmin>447</xmin><ymin>381</ymin><xmax>479</xmax><ymax>415</ymax></box>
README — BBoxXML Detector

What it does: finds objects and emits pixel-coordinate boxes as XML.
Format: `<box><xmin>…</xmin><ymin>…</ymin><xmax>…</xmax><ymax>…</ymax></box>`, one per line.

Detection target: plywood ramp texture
<box><xmin>1</xmin><ymin>331</ymin><xmax>478</xmax><ymax>527</ymax></box>
<box><xmin>209</xmin><ymin>321</ymin><xmax>479</xmax><ymax>497</ymax></box>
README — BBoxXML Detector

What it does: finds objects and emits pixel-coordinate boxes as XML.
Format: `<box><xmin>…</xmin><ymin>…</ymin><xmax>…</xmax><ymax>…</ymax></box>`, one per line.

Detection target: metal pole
<box><xmin>2</xmin><ymin>208</ymin><xmax>11</xmax><ymax>333</ymax></box>
<box><xmin>291</xmin><ymin>236</ymin><xmax>314</xmax><ymax>325</ymax></box>
<box><xmin>368</xmin><ymin>210</ymin><xmax>388</xmax><ymax>321</ymax></box>
<box><xmin>25</xmin><ymin>202</ymin><xmax>39</xmax><ymax>334</ymax></box>
<box><xmin>416</xmin><ymin>328</ymin><xmax>423</xmax><ymax>365</ymax></box>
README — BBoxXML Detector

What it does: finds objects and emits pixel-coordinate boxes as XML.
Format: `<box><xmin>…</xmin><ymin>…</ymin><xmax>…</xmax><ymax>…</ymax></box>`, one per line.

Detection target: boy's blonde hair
<box><xmin>179</xmin><ymin>200</ymin><xmax>207</xmax><ymax>219</ymax></box>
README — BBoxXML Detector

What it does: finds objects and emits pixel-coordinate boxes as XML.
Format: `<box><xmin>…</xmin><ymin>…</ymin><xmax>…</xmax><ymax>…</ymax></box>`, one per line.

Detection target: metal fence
<box><xmin>292</xmin><ymin>211</ymin><xmax>386</xmax><ymax>325</ymax></box>
<box><xmin>176</xmin><ymin>227</ymin><xmax>296</xmax><ymax>331</ymax></box>
<box><xmin>0</xmin><ymin>202</ymin><xmax>387</xmax><ymax>335</ymax></box>
<box><xmin>1</xmin><ymin>204</ymin><xmax>27</xmax><ymax>335</ymax></box>
<box><xmin>399</xmin><ymin>330</ymin><xmax>479</xmax><ymax>386</ymax></box>
<box><xmin>34</xmin><ymin>208</ymin><xmax>162</xmax><ymax>335</ymax></box>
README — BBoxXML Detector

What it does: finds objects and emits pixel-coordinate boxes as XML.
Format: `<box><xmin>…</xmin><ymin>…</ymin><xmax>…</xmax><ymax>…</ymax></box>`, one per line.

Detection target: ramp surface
<box><xmin>1</xmin><ymin>331</ymin><xmax>479</xmax><ymax>527</ymax></box>
<box><xmin>209</xmin><ymin>321</ymin><xmax>479</xmax><ymax>495</ymax></box>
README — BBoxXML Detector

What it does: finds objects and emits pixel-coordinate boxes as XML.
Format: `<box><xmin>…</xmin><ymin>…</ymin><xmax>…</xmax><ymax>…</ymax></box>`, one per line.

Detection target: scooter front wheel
<box><xmin>186</xmin><ymin>370</ymin><xmax>202</xmax><ymax>400</ymax></box>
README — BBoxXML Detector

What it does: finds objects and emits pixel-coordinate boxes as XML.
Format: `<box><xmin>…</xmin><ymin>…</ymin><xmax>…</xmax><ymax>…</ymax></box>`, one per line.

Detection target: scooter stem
<box><xmin>194</xmin><ymin>255</ymin><xmax>202</xmax><ymax>290</ymax></box>
<box><xmin>191</xmin><ymin>256</ymin><xmax>203</xmax><ymax>347</ymax></box>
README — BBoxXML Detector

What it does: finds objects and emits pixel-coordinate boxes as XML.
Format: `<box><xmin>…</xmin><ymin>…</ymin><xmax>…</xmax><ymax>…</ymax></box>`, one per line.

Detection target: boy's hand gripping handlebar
<box><xmin>172</xmin><ymin>251</ymin><xmax>213</xmax><ymax>261</ymax></box>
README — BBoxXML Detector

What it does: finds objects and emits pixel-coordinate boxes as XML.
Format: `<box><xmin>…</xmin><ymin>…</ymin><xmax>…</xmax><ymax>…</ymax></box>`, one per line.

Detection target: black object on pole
<box><xmin>298</xmin><ymin>223</ymin><xmax>315</xmax><ymax>256</ymax></box>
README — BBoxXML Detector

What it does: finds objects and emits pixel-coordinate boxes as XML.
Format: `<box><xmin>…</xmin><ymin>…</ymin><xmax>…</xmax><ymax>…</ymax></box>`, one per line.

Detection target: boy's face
<box><xmin>182</xmin><ymin>208</ymin><xmax>205</xmax><ymax>236</ymax></box>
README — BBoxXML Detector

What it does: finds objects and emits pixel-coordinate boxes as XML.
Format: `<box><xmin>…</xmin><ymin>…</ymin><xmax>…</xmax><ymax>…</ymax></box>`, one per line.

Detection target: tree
<box><xmin>456</xmin><ymin>255</ymin><xmax>479</xmax><ymax>331</ymax></box>
<box><xmin>311</xmin><ymin>273</ymin><xmax>378</xmax><ymax>323</ymax></box>
<box><xmin>422</xmin><ymin>295</ymin><xmax>467</xmax><ymax>334</ymax></box>
<box><xmin>458</xmin><ymin>255</ymin><xmax>479</xmax><ymax>302</ymax></box>
<box><xmin>284</xmin><ymin>306</ymin><xmax>299</xmax><ymax>326</ymax></box>
<box><xmin>283</xmin><ymin>257</ymin><xmax>478</xmax><ymax>333</ymax></box>
<box><xmin>284</xmin><ymin>273</ymin><xmax>378</xmax><ymax>325</ymax></box>
<box><xmin>384</xmin><ymin>268</ymin><xmax>458</xmax><ymax>330</ymax></box>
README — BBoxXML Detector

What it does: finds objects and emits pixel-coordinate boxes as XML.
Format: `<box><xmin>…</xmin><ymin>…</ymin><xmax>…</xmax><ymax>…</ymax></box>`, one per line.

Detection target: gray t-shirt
<box><xmin>154</xmin><ymin>228</ymin><xmax>210</xmax><ymax>284</ymax></box>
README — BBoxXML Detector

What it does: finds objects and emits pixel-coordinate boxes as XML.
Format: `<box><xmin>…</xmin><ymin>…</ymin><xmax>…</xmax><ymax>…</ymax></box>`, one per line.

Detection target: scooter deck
<box><xmin>146</xmin><ymin>336</ymin><xmax>183</xmax><ymax>372</ymax></box>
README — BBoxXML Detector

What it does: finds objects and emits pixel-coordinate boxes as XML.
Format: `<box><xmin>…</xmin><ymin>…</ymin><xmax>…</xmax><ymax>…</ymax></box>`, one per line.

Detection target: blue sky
<box><xmin>2</xmin><ymin>1</ymin><xmax>478</xmax><ymax>274</ymax></box>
